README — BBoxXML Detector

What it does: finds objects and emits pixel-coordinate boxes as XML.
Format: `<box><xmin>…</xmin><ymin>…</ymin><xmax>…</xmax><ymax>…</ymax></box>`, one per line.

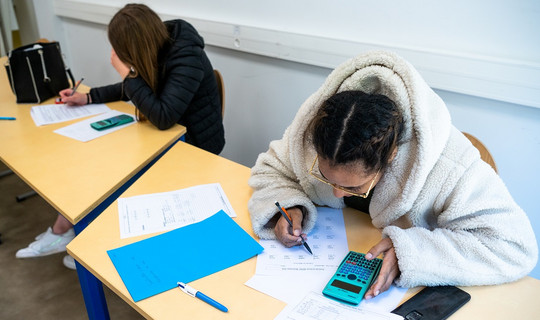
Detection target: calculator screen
<box><xmin>331</xmin><ymin>279</ymin><xmax>362</xmax><ymax>294</ymax></box>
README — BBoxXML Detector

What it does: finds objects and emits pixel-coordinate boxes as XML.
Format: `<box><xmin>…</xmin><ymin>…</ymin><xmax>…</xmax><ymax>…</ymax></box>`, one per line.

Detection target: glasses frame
<box><xmin>309</xmin><ymin>155</ymin><xmax>380</xmax><ymax>198</ymax></box>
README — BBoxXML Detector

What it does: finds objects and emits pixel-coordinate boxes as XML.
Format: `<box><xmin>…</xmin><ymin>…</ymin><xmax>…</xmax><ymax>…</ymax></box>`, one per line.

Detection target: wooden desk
<box><xmin>1</xmin><ymin>56</ymin><xmax>186</xmax><ymax>319</ymax></box>
<box><xmin>67</xmin><ymin>142</ymin><xmax>540</xmax><ymax>319</ymax></box>
<box><xmin>0</xmin><ymin>57</ymin><xmax>185</xmax><ymax>224</ymax></box>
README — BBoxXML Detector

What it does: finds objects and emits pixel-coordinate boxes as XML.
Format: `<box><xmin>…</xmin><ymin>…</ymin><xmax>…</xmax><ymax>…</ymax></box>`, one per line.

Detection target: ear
<box><xmin>388</xmin><ymin>147</ymin><xmax>398</xmax><ymax>163</ymax></box>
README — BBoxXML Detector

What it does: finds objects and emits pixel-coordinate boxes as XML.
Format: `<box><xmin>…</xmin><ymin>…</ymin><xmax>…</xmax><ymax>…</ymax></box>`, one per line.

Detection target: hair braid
<box><xmin>310</xmin><ymin>90</ymin><xmax>404</xmax><ymax>173</ymax></box>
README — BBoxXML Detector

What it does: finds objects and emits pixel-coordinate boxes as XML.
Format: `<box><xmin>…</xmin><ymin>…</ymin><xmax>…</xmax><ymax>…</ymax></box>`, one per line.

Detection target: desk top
<box><xmin>0</xmin><ymin>56</ymin><xmax>186</xmax><ymax>224</ymax></box>
<box><xmin>67</xmin><ymin>142</ymin><xmax>540</xmax><ymax>319</ymax></box>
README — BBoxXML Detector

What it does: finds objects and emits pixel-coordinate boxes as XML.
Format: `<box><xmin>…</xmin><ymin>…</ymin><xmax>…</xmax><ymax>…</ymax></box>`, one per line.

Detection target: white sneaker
<box><xmin>63</xmin><ymin>255</ymin><xmax>76</xmax><ymax>270</ymax></box>
<box><xmin>16</xmin><ymin>227</ymin><xmax>75</xmax><ymax>258</ymax></box>
<box><xmin>35</xmin><ymin>230</ymin><xmax>47</xmax><ymax>240</ymax></box>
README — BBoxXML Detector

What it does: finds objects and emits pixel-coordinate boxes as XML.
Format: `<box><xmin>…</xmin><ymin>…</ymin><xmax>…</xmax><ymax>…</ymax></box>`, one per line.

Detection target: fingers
<box><xmin>59</xmin><ymin>89</ymin><xmax>71</xmax><ymax>98</ymax></box>
<box><xmin>364</xmin><ymin>239</ymin><xmax>400</xmax><ymax>300</ymax></box>
<box><xmin>289</xmin><ymin>207</ymin><xmax>303</xmax><ymax>237</ymax></box>
<box><xmin>60</xmin><ymin>92</ymin><xmax>86</xmax><ymax>106</ymax></box>
<box><xmin>274</xmin><ymin>207</ymin><xmax>305</xmax><ymax>247</ymax></box>
<box><xmin>365</xmin><ymin>249</ymin><xmax>399</xmax><ymax>299</ymax></box>
<box><xmin>365</xmin><ymin>237</ymin><xmax>393</xmax><ymax>260</ymax></box>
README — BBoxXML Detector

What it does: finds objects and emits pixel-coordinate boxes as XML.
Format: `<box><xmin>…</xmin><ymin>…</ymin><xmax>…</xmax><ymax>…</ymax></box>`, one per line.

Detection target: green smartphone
<box><xmin>90</xmin><ymin>114</ymin><xmax>134</xmax><ymax>131</ymax></box>
<box><xmin>322</xmin><ymin>251</ymin><xmax>382</xmax><ymax>305</ymax></box>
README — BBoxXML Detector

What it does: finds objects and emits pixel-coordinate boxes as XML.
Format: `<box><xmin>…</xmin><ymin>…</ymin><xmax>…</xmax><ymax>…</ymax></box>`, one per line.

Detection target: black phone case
<box><xmin>391</xmin><ymin>286</ymin><xmax>471</xmax><ymax>320</ymax></box>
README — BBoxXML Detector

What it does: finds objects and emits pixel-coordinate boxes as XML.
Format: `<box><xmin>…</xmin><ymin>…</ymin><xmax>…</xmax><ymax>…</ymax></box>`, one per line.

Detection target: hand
<box><xmin>364</xmin><ymin>237</ymin><xmax>400</xmax><ymax>299</ymax></box>
<box><xmin>273</xmin><ymin>207</ymin><xmax>307</xmax><ymax>248</ymax></box>
<box><xmin>59</xmin><ymin>89</ymin><xmax>87</xmax><ymax>106</ymax></box>
<box><xmin>111</xmin><ymin>49</ymin><xmax>130</xmax><ymax>79</ymax></box>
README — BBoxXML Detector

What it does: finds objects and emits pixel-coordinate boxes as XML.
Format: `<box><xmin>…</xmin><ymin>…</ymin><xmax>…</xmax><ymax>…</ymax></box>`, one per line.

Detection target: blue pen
<box><xmin>177</xmin><ymin>282</ymin><xmax>228</xmax><ymax>312</ymax></box>
<box><xmin>0</xmin><ymin>117</ymin><xmax>16</xmax><ymax>120</ymax></box>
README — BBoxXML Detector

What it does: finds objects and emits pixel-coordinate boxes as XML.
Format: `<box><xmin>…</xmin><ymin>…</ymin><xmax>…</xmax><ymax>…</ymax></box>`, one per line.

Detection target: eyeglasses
<box><xmin>309</xmin><ymin>155</ymin><xmax>380</xmax><ymax>198</ymax></box>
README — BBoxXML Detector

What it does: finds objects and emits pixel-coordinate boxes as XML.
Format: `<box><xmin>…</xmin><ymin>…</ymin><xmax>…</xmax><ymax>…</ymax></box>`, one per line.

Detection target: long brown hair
<box><xmin>108</xmin><ymin>3</ymin><xmax>170</xmax><ymax>93</ymax></box>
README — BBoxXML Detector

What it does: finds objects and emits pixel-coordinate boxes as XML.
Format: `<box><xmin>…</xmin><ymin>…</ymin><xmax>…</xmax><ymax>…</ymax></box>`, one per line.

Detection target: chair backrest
<box><xmin>462</xmin><ymin>132</ymin><xmax>498</xmax><ymax>173</ymax></box>
<box><xmin>214</xmin><ymin>69</ymin><xmax>225</xmax><ymax>118</ymax></box>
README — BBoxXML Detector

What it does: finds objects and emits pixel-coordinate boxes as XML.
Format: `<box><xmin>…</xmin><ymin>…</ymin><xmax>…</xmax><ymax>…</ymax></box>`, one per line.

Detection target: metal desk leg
<box><xmin>74</xmin><ymin>212</ymin><xmax>110</xmax><ymax>320</ymax></box>
<box><xmin>74</xmin><ymin>258</ymin><xmax>110</xmax><ymax>320</ymax></box>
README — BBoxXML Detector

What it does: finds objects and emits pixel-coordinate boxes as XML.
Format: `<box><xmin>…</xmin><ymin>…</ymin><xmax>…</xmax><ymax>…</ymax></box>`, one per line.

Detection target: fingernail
<box><xmin>293</xmin><ymin>229</ymin><xmax>300</xmax><ymax>236</ymax></box>
<box><xmin>374</xmin><ymin>290</ymin><xmax>380</xmax><ymax>296</ymax></box>
<box><xmin>365</xmin><ymin>253</ymin><xmax>373</xmax><ymax>259</ymax></box>
<box><xmin>365</xmin><ymin>295</ymin><xmax>372</xmax><ymax>300</ymax></box>
<box><xmin>297</xmin><ymin>238</ymin><xmax>302</xmax><ymax>242</ymax></box>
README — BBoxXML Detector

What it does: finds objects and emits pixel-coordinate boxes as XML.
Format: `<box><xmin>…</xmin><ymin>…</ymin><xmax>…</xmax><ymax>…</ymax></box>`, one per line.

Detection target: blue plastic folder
<box><xmin>107</xmin><ymin>210</ymin><xmax>263</xmax><ymax>301</ymax></box>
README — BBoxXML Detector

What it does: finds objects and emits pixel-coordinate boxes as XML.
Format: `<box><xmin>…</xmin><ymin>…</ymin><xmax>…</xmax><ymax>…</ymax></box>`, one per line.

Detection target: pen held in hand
<box><xmin>70</xmin><ymin>77</ymin><xmax>84</xmax><ymax>96</ymax></box>
<box><xmin>275</xmin><ymin>201</ymin><xmax>313</xmax><ymax>255</ymax></box>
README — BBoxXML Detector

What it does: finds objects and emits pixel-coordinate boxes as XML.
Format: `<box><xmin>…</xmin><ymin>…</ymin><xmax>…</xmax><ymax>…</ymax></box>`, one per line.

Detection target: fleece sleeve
<box><xmin>384</xmin><ymin>160</ymin><xmax>538</xmax><ymax>287</ymax></box>
<box><xmin>248</xmin><ymin>133</ymin><xmax>318</xmax><ymax>239</ymax></box>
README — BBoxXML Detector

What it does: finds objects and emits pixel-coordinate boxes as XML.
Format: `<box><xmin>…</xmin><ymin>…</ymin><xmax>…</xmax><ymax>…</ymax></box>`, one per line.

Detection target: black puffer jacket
<box><xmin>90</xmin><ymin>19</ymin><xmax>225</xmax><ymax>155</ymax></box>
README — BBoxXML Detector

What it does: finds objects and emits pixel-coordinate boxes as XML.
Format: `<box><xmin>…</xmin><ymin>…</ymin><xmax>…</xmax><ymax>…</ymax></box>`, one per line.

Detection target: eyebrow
<box><xmin>318</xmin><ymin>166</ymin><xmax>364</xmax><ymax>190</ymax></box>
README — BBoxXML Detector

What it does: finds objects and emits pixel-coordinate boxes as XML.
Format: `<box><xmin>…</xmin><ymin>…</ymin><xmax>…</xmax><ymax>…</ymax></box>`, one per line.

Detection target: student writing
<box><xmin>247</xmin><ymin>51</ymin><xmax>538</xmax><ymax>299</ymax></box>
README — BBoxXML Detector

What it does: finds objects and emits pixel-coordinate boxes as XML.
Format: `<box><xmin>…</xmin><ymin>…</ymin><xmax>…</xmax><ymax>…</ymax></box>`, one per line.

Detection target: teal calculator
<box><xmin>322</xmin><ymin>251</ymin><xmax>382</xmax><ymax>305</ymax></box>
<box><xmin>90</xmin><ymin>114</ymin><xmax>134</xmax><ymax>131</ymax></box>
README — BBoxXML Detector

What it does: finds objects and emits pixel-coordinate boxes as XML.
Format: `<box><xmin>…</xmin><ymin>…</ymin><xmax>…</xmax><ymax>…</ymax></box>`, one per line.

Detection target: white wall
<box><xmin>32</xmin><ymin>0</ymin><xmax>540</xmax><ymax>278</ymax></box>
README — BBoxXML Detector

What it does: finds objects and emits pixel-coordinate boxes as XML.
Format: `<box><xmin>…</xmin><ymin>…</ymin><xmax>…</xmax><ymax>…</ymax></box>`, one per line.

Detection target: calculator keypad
<box><xmin>336</xmin><ymin>252</ymin><xmax>379</xmax><ymax>284</ymax></box>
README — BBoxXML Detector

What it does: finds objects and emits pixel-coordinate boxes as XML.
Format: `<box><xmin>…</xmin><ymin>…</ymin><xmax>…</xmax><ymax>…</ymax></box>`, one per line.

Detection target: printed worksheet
<box><xmin>54</xmin><ymin>110</ymin><xmax>135</xmax><ymax>142</ymax></box>
<box><xmin>118</xmin><ymin>183</ymin><xmax>236</xmax><ymax>238</ymax></box>
<box><xmin>30</xmin><ymin>103</ymin><xmax>110</xmax><ymax>126</ymax></box>
<box><xmin>274</xmin><ymin>291</ymin><xmax>404</xmax><ymax>320</ymax></box>
<box><xmin>255</xmin><ymin>206</ymin><xmax>349</xmax><ymax>275</ymax></box>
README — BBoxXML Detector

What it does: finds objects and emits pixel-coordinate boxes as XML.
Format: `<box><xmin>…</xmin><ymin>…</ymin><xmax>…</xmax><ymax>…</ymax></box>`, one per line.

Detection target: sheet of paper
<box><xmin>245</xmin><ymin>206</ymin><xmax>407</xmax><ymax>309</ymax></box>
<box><xmin>246</xmin><ymin>269</ymin><xmax>406</xmax><ymax>309</ymax></box>
<box><xmin>54</xmin><ymin>110</ymin><xmax>135</xmax><ymax>142</ymax></box>
<box><xmin>30</xmin><ymin>103</ymin><xmax>110</xmax><ymax>126</ymax></box>
<box><xmin>118</xmin><ymin>183</ymin><xmax>236</xmax><ymax>238</ymax></box>
<box><xmin>275</xmin><ymin>291</ymin><xmax>404</xmax><ymax>320</ymax></box>
<box><xmin>246</xmin><ymin>207</ymin><xmax>348</xmax><ymax>304</ymax></box>
<box><xmin>255</xmin><ymin>207</ymin><xmax>349</xmax><ymax>276</ymax></box>
<box><xmin>107</xmin><ymin>210</ymin><xmax>263</xmax><ymax>302</ymax></box>
<box><xmin>246</xmin><ymin>273</ymin><xmax>332</xmax><ymax>305</ymax></box>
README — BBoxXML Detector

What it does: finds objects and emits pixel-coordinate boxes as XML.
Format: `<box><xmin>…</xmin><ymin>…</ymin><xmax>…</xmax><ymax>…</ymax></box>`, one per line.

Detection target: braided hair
<box><xmin>309</xmin><ymin>90</ymin><xmax>404</xmax><ymax>173</ymax></box>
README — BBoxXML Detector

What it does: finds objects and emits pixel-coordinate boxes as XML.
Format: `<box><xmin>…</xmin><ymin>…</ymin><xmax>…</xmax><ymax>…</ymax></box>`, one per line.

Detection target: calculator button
<box><xmin>347</xmin><ymin>274</ymin><xmax>357</xmax><ymax>281</ymax></box>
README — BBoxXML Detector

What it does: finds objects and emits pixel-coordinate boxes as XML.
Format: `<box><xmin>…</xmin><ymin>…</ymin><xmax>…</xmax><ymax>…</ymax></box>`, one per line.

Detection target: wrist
<box><xmin>292</xmin><ymin>205</ymin><xmax>307</xmax><ymax>217</ymax></box>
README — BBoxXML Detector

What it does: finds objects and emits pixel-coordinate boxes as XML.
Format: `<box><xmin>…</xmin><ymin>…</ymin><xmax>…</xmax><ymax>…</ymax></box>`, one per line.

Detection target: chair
<box><xmin>214</xmin><ymin>69</ymin><xmax>225</xmax><ymax>118</ymax></box>
<box><xmin>462</xmin><ymin>132</ymin><xmax>498</xmax><ymax>173</ymax></box>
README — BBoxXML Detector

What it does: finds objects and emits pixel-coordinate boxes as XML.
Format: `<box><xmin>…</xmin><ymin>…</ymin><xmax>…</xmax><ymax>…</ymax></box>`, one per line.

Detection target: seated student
<box><xmin>248</xmin><ymin>51</ymin><xmax>538</xmax><ymax>299</ymax></box>
<box><xmin>16</xmin><ymin>3</ymin><xmax>225</xmax><ymax>269</ymax></box>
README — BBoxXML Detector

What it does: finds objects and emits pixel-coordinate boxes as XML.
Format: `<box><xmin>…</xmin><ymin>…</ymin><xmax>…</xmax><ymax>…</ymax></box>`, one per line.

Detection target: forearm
<box><xmin>248</xmin><ymin>141</ymin><xmax>318</xmax><ymax>239</ymax></box>
<box><xmin>89</xmin><ymin>82</ymin><xmax>127</xmax><ymax>104</ymax></box>
<box><xmin>385</xmin><ymin>163</ymin><xmax>538</xmax><ymax>287</ymax></box>
<box><xmin>385</xmin><ymin>222</ymin><xmax>537</xmax><ymax>287</ymax></box>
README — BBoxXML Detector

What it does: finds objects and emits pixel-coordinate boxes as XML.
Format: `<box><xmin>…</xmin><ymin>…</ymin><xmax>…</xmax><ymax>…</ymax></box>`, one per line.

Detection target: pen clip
<box><xmin>177</xmin><ymin>282</ymin><xmax>197</xmax><ymax>297</ymax></box>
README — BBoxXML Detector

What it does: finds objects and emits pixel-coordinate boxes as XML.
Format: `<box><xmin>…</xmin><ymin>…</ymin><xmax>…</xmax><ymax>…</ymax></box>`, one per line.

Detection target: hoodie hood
<box><xmin>288</xmin><ymin>50</ymin><xmax>452</xmax><ymax>226</ymax></box>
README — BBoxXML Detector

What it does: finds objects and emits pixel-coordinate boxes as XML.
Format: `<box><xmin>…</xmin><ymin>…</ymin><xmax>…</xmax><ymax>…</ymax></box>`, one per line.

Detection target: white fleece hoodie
<box><xmin>248</xmin><ymin>50</ymin><xmax>538</xmax><ymax>287</ymax></box>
